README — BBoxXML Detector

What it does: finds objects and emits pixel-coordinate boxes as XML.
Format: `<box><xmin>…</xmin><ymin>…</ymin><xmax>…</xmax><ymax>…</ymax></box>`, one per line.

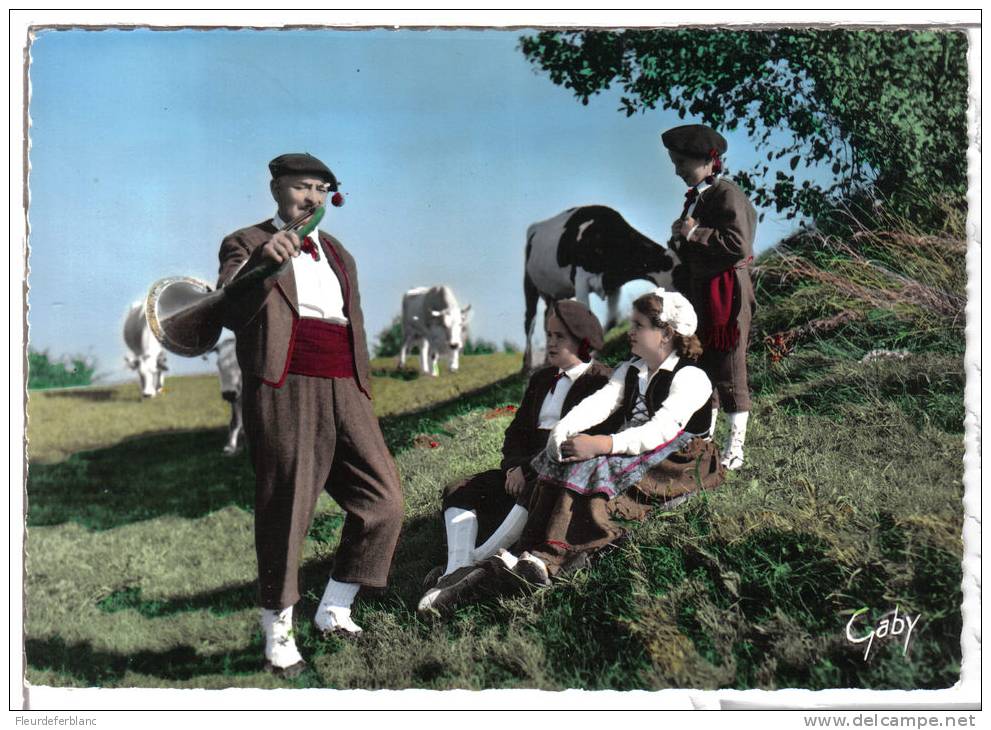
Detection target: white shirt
<box><xmin>273</xmin><ymin>213</ymin><xmax>348</xmax><ymax>324</ymax></box>
<box><xmin>536</xmin><ymin>360</ymin><xmax>592</xmax><ymax>430</ymax></box>
<box><xmin>548</xmin><ymin>352</ymin><xmax>712</xmax><ymax>459</ymax></box>
<box><xmin>685</xmin><ymin>174</ymin><xmax>720</xmax><ymax>241</ymax></box>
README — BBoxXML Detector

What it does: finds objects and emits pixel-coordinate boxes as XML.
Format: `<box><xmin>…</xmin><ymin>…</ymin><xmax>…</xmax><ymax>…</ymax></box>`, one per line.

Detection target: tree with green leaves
<box><xmin>520</xmin><ymin>29</ymin><xmax>968</xmax><ymax>228</ymax></box>
<box><xmin>28</xmin><ymin>349</ymin><xmax>96</xmax><ymax>389</ymax></box>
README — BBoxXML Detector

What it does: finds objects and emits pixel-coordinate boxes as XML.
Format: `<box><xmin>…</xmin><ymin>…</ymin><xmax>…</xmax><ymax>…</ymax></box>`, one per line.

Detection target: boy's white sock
<box><xmin>708</xmin><ymin>407</ymin><xmax>719</xmax><ymax>440</ymax></box>
<box><xmin>444</xmin><ymin>507</ymin><xmax>479</xmax><ymax>575</ymax></box>
<box><xmin>721</xmin><ymin>411</ymin><xmax>750</xmax><ymax>469</ymax></box>
<box><xmin>472</xmin><ymin>505</ymin><xmax>528</xmax><ymax>562</ymax></box>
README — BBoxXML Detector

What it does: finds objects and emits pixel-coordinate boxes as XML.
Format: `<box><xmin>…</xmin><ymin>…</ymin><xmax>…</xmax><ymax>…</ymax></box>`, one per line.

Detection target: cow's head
<box><xmin>428</xmin><ymin>304</ymin><xmax>471</xmax><ymax>352</ymax></box>
<box><xmin>125</xmin><ymin>352</ymin><xmax>167</xmax><ymax>398</ymax></box>
<box><xmin>575</xmin><ymin>211</ymin><xmax>680</xmax><ymax>289</ymax></box>
<box><xmin>215</xmin><ymin>341</ymin><xmax>242</xmax><ymax>402</ymax></box>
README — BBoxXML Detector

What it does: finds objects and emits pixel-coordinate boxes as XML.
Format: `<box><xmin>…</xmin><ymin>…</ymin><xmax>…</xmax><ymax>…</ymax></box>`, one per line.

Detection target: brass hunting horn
<box><xmin>146</xmin><ymin>206</ymin><xmax>325</xmax><ymax>357</ymax></box>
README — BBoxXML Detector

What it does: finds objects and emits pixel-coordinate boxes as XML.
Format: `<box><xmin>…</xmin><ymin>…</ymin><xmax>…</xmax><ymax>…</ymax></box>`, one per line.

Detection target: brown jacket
<box><xmin>675</xmin><ymin>178</ymin><xmax>757</xmax><ymax>331</ymax></box>
<box><xmin>217</xmin><ymin>220</ymin><xmax>372</xmax><ymax>397</ymax></box>
<box><xmin>501</xmin><ymin>360</ymin><xmax>614</xmax><ymax>479</ymax></box>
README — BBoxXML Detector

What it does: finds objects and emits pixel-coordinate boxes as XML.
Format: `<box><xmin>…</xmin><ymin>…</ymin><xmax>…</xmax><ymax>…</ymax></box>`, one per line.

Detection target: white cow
<box><xmin>523</xmin><ymin>205</ymin><xmax>682</xmax><ymax>370</ymax></box>
<box><xmin>123</xmin><ymin>302</ymin><xmax>168</xmax><ymax>398</ymax></box>
<box><xmin>398</xmin><ymin>286</ymin><xmax>471</xmax><ymax>376</ymax></box>
<box><xmin>210</xmin><ymin>338</ymin><xmax>244</xmax><ymax>456</ymax></box>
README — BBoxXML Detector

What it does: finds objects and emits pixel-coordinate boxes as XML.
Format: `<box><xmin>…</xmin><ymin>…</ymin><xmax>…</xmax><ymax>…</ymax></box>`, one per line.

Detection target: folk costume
<box><xmin>218</xmin><ymin>153</ymin><xmax>403</xmax><ymax>672</ymax></box>
<box><xmin>418</xmin><ymin>300</ymin><xmax>611</xmax><ymax>613</ymax></box>
<box><xmin>663</xmin><ymin>124</ymin><xmax>758</xmax><ymax>469</ymax></box>
<box><xmin>518</xmin><ymin>289</ymin><xmax>723</xmax><ymax>579</ymax></box>
<box><xmin>442</xmin><ymin>359</ymin><xmax>614</xmax><ymax>547</ymax></box>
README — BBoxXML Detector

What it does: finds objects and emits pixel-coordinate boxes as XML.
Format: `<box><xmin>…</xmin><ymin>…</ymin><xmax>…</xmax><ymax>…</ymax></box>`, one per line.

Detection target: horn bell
<box><xmin>146</xmin><ymin>276</ymin><xmax>225</xmax><ymax>357</ymax></box>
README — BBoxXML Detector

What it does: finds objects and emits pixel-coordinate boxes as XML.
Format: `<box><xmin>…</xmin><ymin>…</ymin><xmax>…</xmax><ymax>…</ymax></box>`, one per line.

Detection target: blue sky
<box><xmin>27</xmin><ymin>27</ymin><xmax>800</xmax><ymax>382</ymax></box>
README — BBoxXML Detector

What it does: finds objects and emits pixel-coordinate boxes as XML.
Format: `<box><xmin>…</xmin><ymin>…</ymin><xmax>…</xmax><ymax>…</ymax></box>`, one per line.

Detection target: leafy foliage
<box><xmin>28</xmin><ymin>349</ymin><xmax>96</xmax><ymax>390</ymax></box>
<box><xmin>463</xmin><ymin>338</ymin><xmax>498</xmax><ymax>355</ymax></box>
<box><xmin>373</xmin><ymin>316</ymin><xmax>405</xmax><ymax>358</ymax></box>
<box><xmin>519</xmin><ymin>29</ymin><xmax>969</xmax><ymax>227</ymax></box>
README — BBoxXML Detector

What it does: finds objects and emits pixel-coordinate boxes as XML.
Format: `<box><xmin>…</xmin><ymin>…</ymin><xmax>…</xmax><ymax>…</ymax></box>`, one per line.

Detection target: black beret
<box><xmin>661</xmin><ymin>124</ymin><xmax>727</xmax><ymax>159</ymax></box>
<box><xmin>549</xmin><ymin>299</ymin><xmax>605</xmax><ymax>353</ymax></box>
<box><xmin>268</xmin><ymin>153</ymin><xmax>339</xmax><ymax>190</ymax></box>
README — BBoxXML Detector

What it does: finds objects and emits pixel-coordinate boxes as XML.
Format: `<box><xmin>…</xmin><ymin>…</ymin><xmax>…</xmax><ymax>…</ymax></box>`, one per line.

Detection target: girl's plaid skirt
<box><xmin>531</xmin><ymin>428</ymin><xmax>696</xmax><ymax>500</ymax></box>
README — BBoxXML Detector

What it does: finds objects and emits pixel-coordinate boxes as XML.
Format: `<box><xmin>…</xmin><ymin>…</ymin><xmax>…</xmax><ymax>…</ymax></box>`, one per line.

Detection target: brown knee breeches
<box><xmin>242</xmin><ymin>373</ymin><xmax>404</xmax><ymax>610</ymax></box>
<box><xmin>699</xmin><ymin>330</ymin><xmax>751</xmax><ymax>413</ymax></box>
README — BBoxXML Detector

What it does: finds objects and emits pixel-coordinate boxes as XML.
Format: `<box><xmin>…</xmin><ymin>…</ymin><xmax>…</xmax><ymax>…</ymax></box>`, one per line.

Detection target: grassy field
<box><xmin>23</xmin><ymin>332</ymin><xmax>965</xmax><ymax>690</ymax></box>
<box><xmin>26</xmin><ymin>352</ymin><xmax>522</xmax><ymax>465</ymax></box>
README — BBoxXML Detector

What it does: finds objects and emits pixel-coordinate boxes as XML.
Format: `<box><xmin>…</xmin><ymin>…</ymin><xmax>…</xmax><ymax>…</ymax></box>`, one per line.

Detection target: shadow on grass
<box><xmin>25</xmin><ymin>635</ymin><xmax>273</xmax><ymax>684</ymax></box>
<box><xmin>371</xmin><ymin>367</ymin><xmax>420</xmax><ymax>382</ymax></box>
<box><xmin>93</xmin><ymin>514</ymin><xmax>442</xmax><ymax>621</ymax></box>
<box><xmin>27</xmin><ymin>372</ymin><xmax>527</xmax><ymax>531</ymax></box>
<box><xmin>38</xmin><ymin>387</ymin><xmax>128</xmax><ymax>402</ymax></box>
<box><xmin>27</xmin><ymin>429</ymin><xmax>256</xmax><ymax>530</ymax></box>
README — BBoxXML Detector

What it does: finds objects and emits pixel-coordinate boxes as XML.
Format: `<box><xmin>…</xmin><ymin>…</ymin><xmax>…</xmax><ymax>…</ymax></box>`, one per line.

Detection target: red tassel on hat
<box><xmin>709</xmin><ymin>147</ymin><xmax>723</xmax><ymax>173</ymax></box>
<box><xmin>331</xmin><ymin>192</ymin><xmax>345</xmax><ymax>207</ymax></box>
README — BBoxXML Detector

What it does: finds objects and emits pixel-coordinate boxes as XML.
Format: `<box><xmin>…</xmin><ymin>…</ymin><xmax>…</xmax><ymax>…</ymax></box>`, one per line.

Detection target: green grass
<box><xmin>24</xmin><ymin>219</ymin><xmax>969</xmax><ymax>694</ymax></box>
<box><xmin>26</xmin><ymin>352</ymin><xmax>522</xmax><ymax>466</ymax></box>
<box><xmin>24</xmin><ymin>345</ymin><xmax>965</xmax><ymax>690</ymax></box>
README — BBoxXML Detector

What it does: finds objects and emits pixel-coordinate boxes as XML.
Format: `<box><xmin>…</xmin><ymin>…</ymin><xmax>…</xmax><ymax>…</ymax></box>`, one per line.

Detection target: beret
<box><xmin>661</xmin><ymin>124</ymin><xmax>727</xmax><ymax>160</ymax></box>
<box><xmin>549</xmin><ymin>299</ymin><xmax>605</xmax><ymax>352</ymax></box>
<box><xmin>268</xmin><ymin>153</ymin><xmax>339</xmax><ymax>190</ymax></box>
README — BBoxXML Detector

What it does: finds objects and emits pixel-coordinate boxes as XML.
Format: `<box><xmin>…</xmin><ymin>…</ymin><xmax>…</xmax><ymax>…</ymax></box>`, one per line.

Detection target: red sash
<box><xmin>287</xmin><ymin>318</ymin><xmax>354</xmax><ymax>379</ymax></box>
<box><xmin>704</xmin><ymin>269</ymin><xmax>739</xmax><ymax>352</ymax></box>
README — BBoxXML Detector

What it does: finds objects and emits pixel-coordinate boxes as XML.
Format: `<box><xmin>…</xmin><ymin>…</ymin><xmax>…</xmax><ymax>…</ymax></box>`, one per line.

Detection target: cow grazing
<box><xmin>523</xmin><ymin>205</ymin><xmax>681</xmax><ymax>370</ymax></box>
<box><xmin>211</xmin><ymin>338</ymin><xmax>243</xmax><ymax>456</ymax></box>
<box><xmin>398</xmin><ymin>286</ymin><xmax>472</xmax><ymax>376</ymax></box>
<box><xmin>123</xmin><ymin>302</ymin><xmax>168</xmax><ymax>398</ymax></box>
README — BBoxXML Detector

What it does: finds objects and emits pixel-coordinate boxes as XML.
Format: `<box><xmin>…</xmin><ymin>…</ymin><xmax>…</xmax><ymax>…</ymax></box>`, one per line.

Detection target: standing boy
<box><xmin>662</xmin><ymin>125</ymin><xmax>757</xmax><ymax>469</ymax></box>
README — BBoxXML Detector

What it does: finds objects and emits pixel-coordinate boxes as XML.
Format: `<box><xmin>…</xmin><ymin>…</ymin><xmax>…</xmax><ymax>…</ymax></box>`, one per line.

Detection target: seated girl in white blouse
<box><xmin>503</xmin><ymin>288</ymin><xmax>718</xmax><ymax>584</ymax></box>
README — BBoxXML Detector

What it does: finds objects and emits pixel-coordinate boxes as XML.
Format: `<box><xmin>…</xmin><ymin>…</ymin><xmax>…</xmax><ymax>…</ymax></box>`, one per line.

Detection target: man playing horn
<box><xmin>217</xmin><ymin>153</ymin><xmax>403</xmax><ymax>676</ymax></box>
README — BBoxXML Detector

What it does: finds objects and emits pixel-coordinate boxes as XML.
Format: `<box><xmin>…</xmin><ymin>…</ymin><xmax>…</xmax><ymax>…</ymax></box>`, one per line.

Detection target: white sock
<box><xmin>261</xmin><ymin>606</ymin><xmax>303</xmax><ymax>668</ymax></box>
<box><xmin>725</xmin><ymin>411</ymin><xmax>749</xmax><ymax>449</ymax></box>
<box><xmin>722</xmin><ymin>411</ymin><xmax>750</xmax><ymax>466</ymax></box>
<box><xmin>708</xmin><ymin>407</ymin><xmax>719</xmax><ymax>440</ymax></box>
<box><xmin>444</xmin><ymin>507</ymin><xmax>479</xmax><ymax>575</ymax></box>
<box><xmin>315</xmin><ymin>578</ymin><xmax>363</xmax><ymax>634</ymax></box>
<box><xmin>472</xmin><ymin>505</ymin><xmax>528</xmax><ymax>562</ymax></box>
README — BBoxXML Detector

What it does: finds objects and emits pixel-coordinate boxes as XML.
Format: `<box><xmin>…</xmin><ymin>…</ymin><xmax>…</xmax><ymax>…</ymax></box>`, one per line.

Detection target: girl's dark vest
<box><xmin>620</xmin><ymin>358</ymin><xmax>711</xmax><ymax>436</ymax></box>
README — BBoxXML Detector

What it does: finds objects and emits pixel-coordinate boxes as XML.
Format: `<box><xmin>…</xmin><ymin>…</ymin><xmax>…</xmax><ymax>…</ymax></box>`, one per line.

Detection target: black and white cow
<box><xmin>123</xmin><ymin>302</ymin><xmax>168</xmax><ymax>398</ymax></box>
<box><xmin>523</xmin><ymin>205</ymin><xmax>681</xmax><ymax>370</ymax></box>
<box><xmin>398</xmin><ymin>286</ymin><xmax>472</xmax><ymax>376</ymax></box>
<box><xmin>211</xmin><ymin>338</ymin><xmax>243</xmax><ymax>456</ymax></box>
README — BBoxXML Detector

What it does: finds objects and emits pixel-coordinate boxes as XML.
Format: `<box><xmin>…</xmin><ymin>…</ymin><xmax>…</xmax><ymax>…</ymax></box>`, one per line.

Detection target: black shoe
<box><xmin>416</xmin><ymin>564</ymin><xmax>487</xmax><ymax>616</ymax></box>
<box><xmin>513</xmin><ymin>552</ymin><xmax>551</xmax><ymax>586</ymax></box>
<box><xmin>421</xmin><ymin>565</ymin><xmax>444</xmax><ymax>592</ymax></box>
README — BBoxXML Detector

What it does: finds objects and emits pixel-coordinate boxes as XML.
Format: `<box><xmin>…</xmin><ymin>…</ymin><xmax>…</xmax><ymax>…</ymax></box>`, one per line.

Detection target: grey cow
<box><xmin>123</xmin><ymin>302</ymin><xmax>168</xmax><ymax>398</ymax></box>
<box><xmin>211</xmin><ymin>338</ymin><xmax>243</xmax><ymax>455</ymax></box>
<box><xmin>398</xmin><ymin>286</ymin><xmax>471</xmax><ymax>376</ymax></box>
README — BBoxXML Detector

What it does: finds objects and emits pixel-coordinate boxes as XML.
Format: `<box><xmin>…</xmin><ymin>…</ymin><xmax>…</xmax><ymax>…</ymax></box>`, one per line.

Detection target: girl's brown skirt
<box><xmin>516</xmin><ymin>437</ymin><xmax>724</xmax><ymax>577</ymax></box>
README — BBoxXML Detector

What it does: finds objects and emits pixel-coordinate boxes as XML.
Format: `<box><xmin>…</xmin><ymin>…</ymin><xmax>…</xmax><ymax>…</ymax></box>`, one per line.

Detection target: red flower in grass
<box><xmin>429</xmin><ymin>441</ymin><xmax>439</xmax><ymax>448</ymax></box>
